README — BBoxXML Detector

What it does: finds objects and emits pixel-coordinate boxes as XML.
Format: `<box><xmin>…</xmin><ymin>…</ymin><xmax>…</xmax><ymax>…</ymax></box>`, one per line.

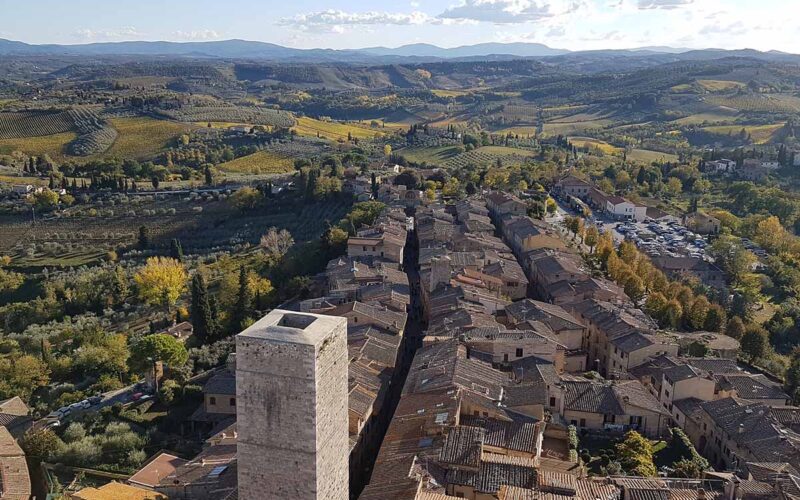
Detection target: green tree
<box><xmin>664</xmin><ymin>299</ymin><xmax>683</xmax><ymax>329</ymax></box>
<box><xmin>725</xmin><ymin>316</ymin><xmax>746</xmax><ymax>340</ymax></box>
<box><xmin>584</xmin><ymin>226</ymin><xmax>599</xmax><ymax>253</ymax></box>
<box><xmin>170</xmin><ymin>239</ymin><xmax>184</xmax><ymax>262</ymax></box>
<box><xmin>704</xmin><ymin>304</ymin><xmax>727</xmax><ymax>332</ymax></box>
<box><xmin>230</xmin><ymin>266</ymin><xmax>253</xmax><ymax>332</ymax></box>
<box><xmin>785</xmin><ymin>349</ymin><xmax>800</xmax><ymax>404</ymax></box>
<box><xmin>740</xmin><ymin>325</ymin><xmax>769</xmax><ymax>362</ymax></box>
<box><xmin>623</xmin><ymin>274</ymin><xmax>646</xmax><ymax>303</ymax></box>
<box><xmin>111</xmin><ymin>265</ymin><xmax>129</xmax><ymax>306</ymax></box>
<box><xmin>688</xmin><ymin>296</ymin><xmax>710</xmax><ymax>330</ymax></box>
<box><xmin>0</xmin><ymin>355</ymin><xmax>50</xmax><ymax>402</ymax></box>
<box><xmin>230</xmin><ymin>186</ymin><xmax>262</xmax><ymax>211</ymax></box>
<box><xmin>130</xmin><ymin>334</ymin><xmax>189</xmax><ymax>373</ymax></box>
<box><xmin>22</xmin><ymin>429</ymin><xmax>64</xmax><ymax>462</ymax></box>
<box><xmin>0</xmin><ymin>268</ymin><xmax>24</xmax><ymax>293</ymax></box>
<box><xmin>645</xmin><ymin>292</ymin><xmax>668</xmax><ymax>324</ymax></box>
<box><xmin>710</xmin><ymin>236</ymin><xmax>757</xmax><ymax>286</ymax></box>
<box><xmin>191</xmin><ymin>271</ymin><xmax>218</xmax><ymax>343</ymax></box>
<box><xmin>137</xmin><ymin>226</ymin><xmax>149</xmax><ymax>250</ymax></box>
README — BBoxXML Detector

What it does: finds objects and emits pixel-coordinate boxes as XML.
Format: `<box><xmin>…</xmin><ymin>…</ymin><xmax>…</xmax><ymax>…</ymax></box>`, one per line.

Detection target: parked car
<box><xmin>46</xmin><ymin>410</ymin><xmax>63</xmax><ymax>420</ymax></box>
<box><xmin>88</xmin><ymin>395</ymin><xmax>103</xmax><ymax>405</ymax></box>
<box><xmin>131</xmin><ymin>392</ymin><xmax>144</xmax><ymax>401</ymax></box>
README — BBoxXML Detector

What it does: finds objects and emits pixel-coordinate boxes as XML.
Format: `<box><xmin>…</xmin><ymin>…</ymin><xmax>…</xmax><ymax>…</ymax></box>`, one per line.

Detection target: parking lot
<box><xmin>608</xmin><ymin>219</ymin><xmax>712</xmax><ymax>260</ymax></box>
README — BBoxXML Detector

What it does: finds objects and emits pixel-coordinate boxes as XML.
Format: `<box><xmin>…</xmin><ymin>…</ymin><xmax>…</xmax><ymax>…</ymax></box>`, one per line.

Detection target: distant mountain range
<box><xmin>0</xmin><ymin>38</ymin><xmax>797</xmax><ymax>64</ymax></box>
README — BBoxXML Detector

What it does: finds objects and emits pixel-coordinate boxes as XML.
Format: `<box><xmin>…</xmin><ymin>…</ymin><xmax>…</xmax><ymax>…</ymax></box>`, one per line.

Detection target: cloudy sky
<box><xmin>1</xmin><ymin>0</ymin><xmax>797</xmax><ymax>52</ymax></box>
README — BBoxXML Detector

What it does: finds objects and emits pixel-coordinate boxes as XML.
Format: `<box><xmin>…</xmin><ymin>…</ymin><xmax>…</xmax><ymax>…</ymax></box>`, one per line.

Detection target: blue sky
<box><xmin>1</xmin><ymin>0</ymin><xmax>797</xmax><ymax>52</ymax></box>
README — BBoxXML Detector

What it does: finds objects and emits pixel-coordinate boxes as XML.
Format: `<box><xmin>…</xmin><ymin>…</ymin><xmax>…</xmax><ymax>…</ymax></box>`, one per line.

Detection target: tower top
<box><xmin>238</xmin><ymin>309</ymin><xmax>346</xmax><ymax>348</ymax></box>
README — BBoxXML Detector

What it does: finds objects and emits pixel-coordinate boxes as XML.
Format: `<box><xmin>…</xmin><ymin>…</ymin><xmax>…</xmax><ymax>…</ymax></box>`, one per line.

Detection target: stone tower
<box><xmin>429</xmin><ymin>254</ymin><xmax>451</xmax><ymax>292</ymax></box>
<box><xmin>236</xmin><ymin>309</ymin><xmax>349</xmax><ymax>500</ymax></box>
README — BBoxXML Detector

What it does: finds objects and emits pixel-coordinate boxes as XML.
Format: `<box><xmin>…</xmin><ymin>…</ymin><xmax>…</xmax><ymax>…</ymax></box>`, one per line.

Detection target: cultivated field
<box><xmin>103</xmin><ymin>117</ymin><xmax>194</xmax><ymax>159</ymax></box>
<box><xmin>701</xmin><ymin>123</ymin><xmax>784</xmax><ymax>144</ymax></box>
<box><xmin>292</xmin><ymin>116</ymin><xmax>386</xmax><ymax>141</ymax></box>
<box><xmin>0</xmin><ymin>132</ymin><xmax>77</xmax><ymax>159</ymax></box>
<box><xmin>569</xmin><ymin>137</ymin><xmax>621</xmax><ymax>155</ymax></box>
<box><xmin>708</xmin><ymin>94</ymin><xmax>800</xmax><ymax>113</ymax></box>
<box><xmin>216</xmin><ymin>150</ymin><xmax>295</xmax><ymax>175</ymax></box>
<box><xmin>157</xmin><ymin>106</ymin><xmax>295</xmax><ymax>128</ymax></box>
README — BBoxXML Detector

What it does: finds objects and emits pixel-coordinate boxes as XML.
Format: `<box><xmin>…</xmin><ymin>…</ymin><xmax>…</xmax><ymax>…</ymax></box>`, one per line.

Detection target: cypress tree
<box><xmin>40</xmin><ymin>339</ymin><xmax>52</xmax><ymax>365</ymax></box>
<box><xmin>231</xmin><ymin>265</ymin><xmax>252</xmax><ymax>332</ymax></box>
<box><xmin>138</xmin><ymin>226</ymin><xmax>149</xmax><ymax>249</ymax></box>
<box><xmin>170</xmin><ymin>238</ymin><xmax>184</xmax><ymax>261</ymax></box>
<box><xmin>191</xmin><ymin>271</ymin><xmax>215</xmax><ymax>342</ymax></box>
<box><xmin>112</xmin><ymin>265</ymin><xmax>128</xmax><ymax>306</ymax></box>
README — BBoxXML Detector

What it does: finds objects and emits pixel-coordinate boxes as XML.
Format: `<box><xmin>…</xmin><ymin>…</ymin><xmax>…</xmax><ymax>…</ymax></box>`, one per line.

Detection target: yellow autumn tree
<box><xmin>135</xmin><ymin>257</ymin><xmax>188</xmax><ymax>311</ymax></box>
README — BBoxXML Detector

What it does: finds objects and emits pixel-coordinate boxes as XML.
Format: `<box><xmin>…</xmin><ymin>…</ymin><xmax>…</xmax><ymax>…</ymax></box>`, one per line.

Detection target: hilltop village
<box><xmin>12</xmin><ymin>171</ymin><xmax>790</xmax><ymax>500</ymax></box>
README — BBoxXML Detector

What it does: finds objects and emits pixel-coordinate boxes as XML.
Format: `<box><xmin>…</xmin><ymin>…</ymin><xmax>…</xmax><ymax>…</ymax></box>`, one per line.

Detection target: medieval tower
<box><xmin>236</xmin><ymin>309</ymin><xmax>349</xmax><ymax>499</ymax></box>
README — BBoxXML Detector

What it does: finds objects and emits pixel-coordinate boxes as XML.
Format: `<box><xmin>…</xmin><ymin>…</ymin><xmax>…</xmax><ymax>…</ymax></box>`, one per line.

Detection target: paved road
<box><xmin>33</xmin><ymin>384</ymin><xmax>145</xmax><ymax>431</ymax></box>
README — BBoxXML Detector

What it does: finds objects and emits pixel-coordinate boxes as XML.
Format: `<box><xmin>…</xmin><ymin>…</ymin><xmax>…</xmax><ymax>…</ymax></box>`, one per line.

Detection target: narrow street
<box><xmin>350</xmin><ymin>208</ymin><xmax>424</xmax><ymax>498</ymax></box>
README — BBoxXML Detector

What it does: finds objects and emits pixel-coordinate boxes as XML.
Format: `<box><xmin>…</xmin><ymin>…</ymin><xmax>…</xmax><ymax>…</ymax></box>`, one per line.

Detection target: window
<box><xmin>372</xmin><ymin>246</ymin><xmax>376</xmax><ymax>251</ymax></box>
<box><xmin>230</xmin><ymin>398</ymin><xmax>236</xmax><ymax>406</ymax></box>
<box><xmin>503</xmin><ymin>354</ymin><xmax>509</xmax><ymax>362</ymax></box>
<box><xmin>515</xmin><ymin>348</ymin><xmax>523</xmax><ymax>358</ymax></box>
<box><xmin>362</xmin><ymin>246</ymin><xmax>367</xmax><ymax>251</ymax></box>
<box><xmin>549</xmin><ymin>397</ymin><xmax>556</xmax><ymax>407</ymax></box>
<box><xmin>209</xmin><ymin>397</ymin><xmax>216</xmax><ymax>405</ymax></box>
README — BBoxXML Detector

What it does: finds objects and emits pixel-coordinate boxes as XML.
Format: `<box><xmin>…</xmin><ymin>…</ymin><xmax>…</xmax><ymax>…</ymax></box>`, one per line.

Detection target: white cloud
<box><xmin>172</xmin><ymin>30</ymin><xmax>222</xmax><ymax>41</ymax></box>
<box><xmin>637</xmin><ymin>0</ymin><xmax>693</xmax><ymax>10</ymax></box>
<box><xmin>71</xmin><ymin>26</ymin><xmax>142</xmax><ymax>42</ymax></box>
<box><xmin>438</xmin><ymin>0</ymin><xmax>586</xmax><ymax>24</ymax></box>
<box><xmin>278</xmin><ymin>9</ymin><xmax>431</xmax><ymax>33</ymax></box>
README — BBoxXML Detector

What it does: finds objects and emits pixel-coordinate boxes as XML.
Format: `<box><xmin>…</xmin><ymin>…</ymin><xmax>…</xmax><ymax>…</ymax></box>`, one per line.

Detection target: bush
<box><xmin>62</xmin><ymin>423</ymin><xmax>86</xmax><ymax>443</ymax></box>
<box><xmin>568</xmin><ymin>425</ymin><xmax>579</xmax><ymax>450</ymax></box>
<box><xmin>159</xmin><ymin>379</ymin><xmax>181</xmax><ymax>406</ymax></box>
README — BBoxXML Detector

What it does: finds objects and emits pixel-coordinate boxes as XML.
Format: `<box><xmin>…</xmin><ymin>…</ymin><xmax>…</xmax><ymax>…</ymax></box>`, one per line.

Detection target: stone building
<box><xmin>236</xmin><ymin>310</ymin><xmax>349</xmax><ymax>500</ymax></box>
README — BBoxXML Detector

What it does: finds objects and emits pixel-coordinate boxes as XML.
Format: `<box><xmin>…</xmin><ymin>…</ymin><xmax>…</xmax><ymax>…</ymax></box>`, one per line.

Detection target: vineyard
<box><xmin>708</xmin><ymin>94</ymin><xmax>800</xmax><ymax>113</ymax></box>
<box><xmin>442</xmin><ymin>146</ymin><xmax>535</xmax><ymax>169</ymax></box>
<box><xmin>156</xmin><ymin>106</ymin><xmax>295</xmax><ymax>128</ymax></box>
<box><xmin>216</xmin><ymin>150</ymin><xmax>295</xmax><ymax>175</ymax></box>
<box><xmin>399</xmin><ymin>145</ymin><xmax>535</xmax><ymax>169</ymax></box>
<box><xmin>0</xmin><ymin>111</ymin><xmax>75</xmax><ymax>139</ymax></box>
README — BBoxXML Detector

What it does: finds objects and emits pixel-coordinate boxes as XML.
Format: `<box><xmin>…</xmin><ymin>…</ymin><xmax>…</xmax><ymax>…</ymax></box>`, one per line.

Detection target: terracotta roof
<box><xmin>0</xmin><ymin>426</ymin><xmax>29</xmax><ymax>500</ymax></box>
<box><xmin>460</xmin><ymin>416</ymin><xmax>541</xmax><ymax>455</ymax></box>
<box><xmin>203</xmin><ymin>370</ymin><xmax>236</xmax><ymax>395</ymax></box>
<box><xmin>439</xmin><ymin>426</ymin><xmax>485</xmax><ymax>468</ymax></box>
<box><xmin>128</xmin><ymin>452</ymin><xmax>188</xmax><ymax>489</ymax></box>
<box><xmin>72</xmin><ymin>482</ymin><xmax>166</xmax><ymax>500</ymax></box>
